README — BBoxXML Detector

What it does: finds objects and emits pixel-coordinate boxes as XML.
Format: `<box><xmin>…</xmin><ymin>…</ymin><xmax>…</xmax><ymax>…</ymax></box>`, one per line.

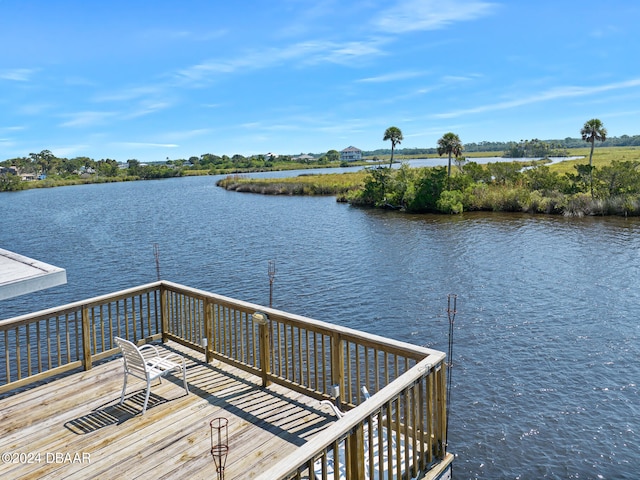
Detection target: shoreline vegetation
<box><xmin>3</xmin><ymin>140</ymin><xmax>640</xmax><ymax>216</ymax></box>
<box><xmin>217</xmin><ymin>146</ymin><xmax>640</xmax><ymax>217</ymax></box>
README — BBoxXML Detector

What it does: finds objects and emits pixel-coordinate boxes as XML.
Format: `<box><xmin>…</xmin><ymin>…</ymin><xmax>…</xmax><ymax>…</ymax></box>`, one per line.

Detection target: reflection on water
<box><xmin>1</xmin><ymin>175</ymin><xmax>639</xmax><ymax>478</ymax></box>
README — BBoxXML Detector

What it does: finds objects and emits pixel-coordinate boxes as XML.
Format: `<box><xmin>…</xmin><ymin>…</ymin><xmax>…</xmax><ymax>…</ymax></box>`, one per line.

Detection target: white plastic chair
<box><xmin>114</xmin><ymin>337</ymin><xmax>189</xmax><ymax>414</ymax></box>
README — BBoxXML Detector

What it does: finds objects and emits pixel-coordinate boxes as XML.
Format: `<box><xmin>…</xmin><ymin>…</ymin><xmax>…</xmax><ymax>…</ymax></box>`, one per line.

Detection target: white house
<box><xmin>340</xmin><ymin>146</ymin><xmax>362</xmax><ymax>161</ymax></box>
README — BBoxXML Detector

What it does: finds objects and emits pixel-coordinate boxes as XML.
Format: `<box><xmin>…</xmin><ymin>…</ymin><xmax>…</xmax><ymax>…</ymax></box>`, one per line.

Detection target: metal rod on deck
<box><xmin>446</xmin><ymin>294</ymin><xmax>457</xmax><ymax>448</ymax></box>
<box><xmin>268</xmin><ymin>260</ymin><xmax>276</xmax><ymax>308</ymax></box>
<box><xmin>153</xmin><ymin>243</ymin><xmax>161</xmax><ymax>281</ymax></box>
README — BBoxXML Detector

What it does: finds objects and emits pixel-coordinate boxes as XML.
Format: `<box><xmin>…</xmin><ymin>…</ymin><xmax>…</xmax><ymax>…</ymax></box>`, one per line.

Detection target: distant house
<box><xmin>340</xmin><ymin>146</ymin><xmax>362</xmax><ymax>161</ymax></box>
<box><xmin>0</xmin><ymin>166</ymin><xmax>18</xmax><ymax>175</ymax></box>
<box><xmin>0</xmin><ymin>166</ymin><xmax>42</xmax><ymax>181</ymax></box>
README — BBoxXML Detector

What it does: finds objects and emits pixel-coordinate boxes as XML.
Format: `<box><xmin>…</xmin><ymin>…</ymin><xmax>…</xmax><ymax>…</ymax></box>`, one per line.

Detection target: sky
<box><xmin>1</xmin><ymin>0</ymin><xmax>640</xmax><ymax>163</ymax></box>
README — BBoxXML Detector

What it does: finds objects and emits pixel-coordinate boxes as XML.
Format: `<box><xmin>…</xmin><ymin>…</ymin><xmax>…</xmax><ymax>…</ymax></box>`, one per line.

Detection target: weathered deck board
<box><xmin>0</xmin><ymin>342</ymin><xmax>336</xmax><ymax>479</ymax></box>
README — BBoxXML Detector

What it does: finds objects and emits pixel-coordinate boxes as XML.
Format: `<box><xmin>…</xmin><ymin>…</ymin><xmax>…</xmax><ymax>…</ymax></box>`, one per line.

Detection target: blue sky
<box><xmin>1</xmin><ymin>0</ymin><xmax>640</xmax><ymax>163</ymax></box>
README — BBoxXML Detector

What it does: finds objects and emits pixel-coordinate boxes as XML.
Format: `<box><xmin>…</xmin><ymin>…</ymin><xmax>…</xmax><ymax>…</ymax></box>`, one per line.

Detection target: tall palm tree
<box><xmin>580</xmin><ymin>118</ymin><xmax>607</xmax><ymax>197</ymax></box>
<box><xmin>581</xmin><ymin>118</ymin><xmax>607</xmax><ymax>167</ymax></box>
<box><xmin>437</xmin><ymin>132</ymin><xmax>463</xmax><ymax>178</ymax></box>
<box><xmin>383</xmin><ymin>126</ymin><xmax>403</xmax><ymax>168</ymax></box>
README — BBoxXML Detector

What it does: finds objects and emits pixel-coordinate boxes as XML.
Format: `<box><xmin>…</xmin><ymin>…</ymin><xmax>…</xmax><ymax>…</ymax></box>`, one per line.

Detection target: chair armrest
<box><xmin>161</xmin><ymin>352</ymin><xmax>186</xmax><ymax>364</ymax></box>
<box><xmin>139</xmin><ymin>344</ymin><xmax>160</xmax><ymax>359</ymax></box>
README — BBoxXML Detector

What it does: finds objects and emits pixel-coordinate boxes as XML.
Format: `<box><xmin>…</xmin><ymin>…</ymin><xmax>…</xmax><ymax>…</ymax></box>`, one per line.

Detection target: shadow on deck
<box><xmin>0</xmin><ymin>341</ymin><xmax>336</xmax><ymax>480</ymax></box>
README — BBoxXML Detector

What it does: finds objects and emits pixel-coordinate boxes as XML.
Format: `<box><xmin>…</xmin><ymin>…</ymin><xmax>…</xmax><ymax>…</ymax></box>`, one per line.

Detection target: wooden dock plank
<box><xmin>0</xmin><ymin>341</ymin><xmax>335</xmax><ymax>480</ymax></box>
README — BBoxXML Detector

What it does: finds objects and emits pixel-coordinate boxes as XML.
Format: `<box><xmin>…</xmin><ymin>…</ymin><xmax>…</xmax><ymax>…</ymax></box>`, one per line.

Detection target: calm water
<box><xmin>1</xmin><ymin>175</ymin><xmax>639</xmax><ymax>479</ymax></box>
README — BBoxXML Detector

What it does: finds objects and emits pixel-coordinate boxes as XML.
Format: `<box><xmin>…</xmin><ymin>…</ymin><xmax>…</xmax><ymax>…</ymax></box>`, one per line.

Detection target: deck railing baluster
<box><xmin>17</xmin><ymin>326</ymin><xmax>20</xmax><ymax>378</ymax></box>
<box><xmin>37</xmin><ymin>321</ymin><xmax>43</xmax><ymax>373</ymax></box>
<box><xmin>26</xmin><ymin>324</ymin><xmax>32</xmax><ymax>377</ymax></box>
<box><xmin>146</xmin><ymin>291</ymin><xmax>151</xmax><ymax>338</ymax></box>
<box><xmin>4</xmin><ymin>330</ymin><xmax>9</xmax><ymax>383</ymax></box>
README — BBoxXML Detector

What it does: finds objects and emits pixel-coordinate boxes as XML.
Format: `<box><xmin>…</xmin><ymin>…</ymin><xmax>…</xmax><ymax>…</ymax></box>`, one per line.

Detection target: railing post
<box><xmin>204</xmin><ymin>301</ymin><xmax>213</xmax><ymax>363</ymax></box>
<box><xmin>251</xmin><ymin>311</ymin><xmax>271</xmax><ymax>387</ymax></box>
<box><xmin>437</xmin><ymin>365</ymin><xmax>447</xmax><ymax>458</ymax></box>
<box><xmin>258</xmin><ymin>318</ymin><xmax>271</xmax><ymax>387</ymax></box>
<box><xmin>330</xmin><ymin>332</ymin><xmax>344</xmax><ymax>400</ymax></box>
<box><xmin>160</xmin><ymin>284</ymin><xmax>169</xmax><ymax>343</ymax></box>
<box><xmin>346</xmin><ymin>424</ymin><xmax>365</xmax><ymax>479</ymax></box>
<box><xmin>81</xmin><ymin>305</ymin><xmax>92</xmax><ymax>370</ymax></box>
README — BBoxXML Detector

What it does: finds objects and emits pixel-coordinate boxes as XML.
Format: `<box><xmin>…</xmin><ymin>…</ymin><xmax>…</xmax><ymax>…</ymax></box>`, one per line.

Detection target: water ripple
<box><xmin>2</xmin><ymin>177</ymin><xmax>640</xmax><ymax>478</ymax></box>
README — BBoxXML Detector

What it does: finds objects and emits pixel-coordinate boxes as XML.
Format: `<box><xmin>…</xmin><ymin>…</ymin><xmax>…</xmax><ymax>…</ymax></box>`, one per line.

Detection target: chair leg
<box><xmin>119</xmin><ymin>374</ymin><xmax>128</xmax><ymax>405</ymax></box>
<box><xmin>142</xmin><ymin>380</ymin><xmax>152</xmax><ymax>414</ymax></box>
<box><xmin>182</xmin><ymin>360</ymin><xmax>189</xmax><ymax>394</ymax></box>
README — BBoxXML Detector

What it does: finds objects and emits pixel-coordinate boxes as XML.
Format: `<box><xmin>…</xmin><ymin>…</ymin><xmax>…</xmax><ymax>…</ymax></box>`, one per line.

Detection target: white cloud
<box><xmin>433</xmin><ymin>78</ymin><xmax>640</xmax><ymax>119</ymax></box>
<box><xmin>113</xmin><ymin>142</ymin><xmax>179</xmax><ymax>149</ymax></box>
<box><xmin>173</xmin><ymin>38</ymin><xmax>387</xmax><ymax>86</ymax></box>
<box><xmin>240</xmin><ymin>122</ymin><xmax>262</xmax><ymax>129</ymax></box>
<box><xmin>589</xmin><ymin>25</ymin><xmax>620</xmax><ymax>38</ymax></box>
<box><xmin>0</xmin><ymin>68</ymin><xmax>37</xmax><ymax>82</ymax></box>
<box><xmin>357</xmin><ymin>70</ymin><xmax>425</xmax><ymax>83</ymax></box>
<box><xmin>314</xmin><ymin>40</ymin><xmax>386</xmax><ymax>65</ymax></box>
<box><xmin>64</xmin><ymin>76</ymin><xmax>97</xmax><ymax>87</ymax></box>
<box><xmin>18</xmin><ymin>103</ymin><xmax>54</xmax><ymax>116</ymax></box>
<box><xmin>162</xmin><ymin>129</ymin><xmax>212</xmax><ymax>141</ymax></box>
<box><xmin>139</xmin><ymin>28</ymin><xmax>228</xmax><ymax>42</ymax></box>
<box><xmin>125</xmin><ymin>101</ymin><xmax>173</xmax><ymax>119</ymax></box>
<box><xmin>375</xmin><ymin>0</ymin><xmax>497</xmax><ymax>33</ymax></box>
<box><xmin>59</xmin><ymin>111</ymin><xmax>116</xmax><ymax>127</ymax></box>
<box><xmin>48</xmin><ymin>145</ymin><xmax>91</xmax><ymax>158</ymax></box>
<box><xmin>94</xmin><ymin>85</ymin><xmax>164</xmax><ymax>103</ymax></box>
<box><xmin>442</xmin><ymin>74</ymin><xmax>479</xmax><ymax>82</ymax></box>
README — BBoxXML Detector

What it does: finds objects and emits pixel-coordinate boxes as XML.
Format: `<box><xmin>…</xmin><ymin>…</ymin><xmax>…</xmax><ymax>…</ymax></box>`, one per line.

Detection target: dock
<box><xmin>0</xmin><ymin>281</ymin><xmax>453</xmax><ymax>479</ymax></box>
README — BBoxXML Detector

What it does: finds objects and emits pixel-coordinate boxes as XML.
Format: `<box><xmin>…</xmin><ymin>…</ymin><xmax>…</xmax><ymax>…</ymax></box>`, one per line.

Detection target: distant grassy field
<box><xmin>364</xmin><ymin>150</ymin><xmax>501</xmax><ymax>161</ymax></box>
<box><xmin>549</xmin><ymin>146</ymin><xmax>640</xmax><ymax>174</ymax></box>
<box><xmin>368</xmin><ymin>146</ymin><xmax>640</xmax><ymax>170</ymax></box>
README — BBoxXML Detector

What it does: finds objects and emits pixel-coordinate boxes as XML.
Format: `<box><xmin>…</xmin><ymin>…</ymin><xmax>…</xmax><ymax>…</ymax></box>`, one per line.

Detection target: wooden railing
<box><xmin>0</xmin><ymin>283</ymin><xmax>161</xmax><ymax>395</ymax></box>
<box><xmin>0</xmin><ymin>281</ymin><xmax>450</xmax><ymax>478</ymax></box>
<box><xmin>255</xmin><ymin>357</ymin><xmax>452</xmax><ymax>480</ymax></box>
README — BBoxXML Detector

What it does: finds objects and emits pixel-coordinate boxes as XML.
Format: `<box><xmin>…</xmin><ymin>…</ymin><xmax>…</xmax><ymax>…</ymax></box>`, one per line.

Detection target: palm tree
<box><xmin>437</xmin><ymin>132</ymin><xmax>463</xmax><ymax>178</ymax></box>
<box><xmin>580</xmin><ymin>118</ymin><xmax>607</xmax><ymax>197</ymax></box>
<box><xmin>383</xmin><ymin>126</ymin><xmax>403</xmax><ymax>168</ymax></box>
<box><xmin>581</xmin><ymin>118</ymin><xmax>607</xmax><ymax>167</ymax></box>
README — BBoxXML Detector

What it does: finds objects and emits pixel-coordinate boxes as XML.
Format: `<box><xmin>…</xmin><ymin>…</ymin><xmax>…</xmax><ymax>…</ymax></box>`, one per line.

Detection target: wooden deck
<box><xmin>0</xmin><ymin>341</ymin><xmax>336</xmax><ymax>479</ymax></box>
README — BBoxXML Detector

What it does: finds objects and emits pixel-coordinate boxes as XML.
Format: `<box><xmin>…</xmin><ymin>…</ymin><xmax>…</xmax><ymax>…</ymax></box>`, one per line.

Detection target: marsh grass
<box><xmin>29</xmin><ymin>175</ymin><xmax>139</xmax><ymax>188</ymax></box>
<box><xmin>217</xmin><ymin>171</ymin><xmax>368</xmax><ymax>196</ymax></box>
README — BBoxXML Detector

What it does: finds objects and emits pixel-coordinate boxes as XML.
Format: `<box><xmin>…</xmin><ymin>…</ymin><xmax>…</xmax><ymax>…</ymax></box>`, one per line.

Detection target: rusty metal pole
<box><xmin>446</xmin><ymin>294</ymin><xmax>457</xmax><ymax>448</ymax></box>
<box><xmin>268</xmin><ymin>260</ymin><xmax>276</xmax><ymax>308</ymax></box>
<box><xmin>153</xmin><ymin>243</ymin><xmax>161</xmax><ymax>281</ymax></box>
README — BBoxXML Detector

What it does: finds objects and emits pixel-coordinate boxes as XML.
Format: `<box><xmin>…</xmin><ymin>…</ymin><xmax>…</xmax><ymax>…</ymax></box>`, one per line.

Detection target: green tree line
<box><xmin>365</xmin><ymin>133</ymin><xmax>640</xmax><ymax>158</ymax></box>
<box><xmin>349</xmin><ymin>159</ymin><xmax>640</xmax><ymax>216</ymax></box>
<box><xmin>0</xmin><ymin>149</ymin><xmax>363</xmax><ymax>192</ymax></box>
